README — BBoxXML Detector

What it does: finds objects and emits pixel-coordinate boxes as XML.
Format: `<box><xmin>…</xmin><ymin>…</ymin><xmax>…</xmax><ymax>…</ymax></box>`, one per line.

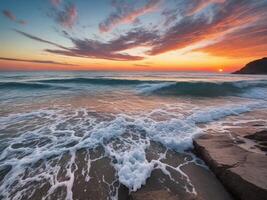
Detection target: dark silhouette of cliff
<box><xmin>234</xmin><ymin>57</ymin><xmax>267</xmax><ymax>74</ymax></box>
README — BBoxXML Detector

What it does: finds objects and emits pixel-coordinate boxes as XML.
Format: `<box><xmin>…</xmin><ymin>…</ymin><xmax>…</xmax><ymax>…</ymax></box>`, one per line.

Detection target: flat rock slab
<box><xmin>193</xmin><ymin>133</ymin><xmax>267</xmax><ymax>200</ymax></box>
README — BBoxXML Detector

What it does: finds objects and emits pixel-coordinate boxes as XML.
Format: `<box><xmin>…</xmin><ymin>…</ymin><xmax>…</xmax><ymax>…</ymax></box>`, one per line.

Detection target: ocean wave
<box><xmin>1</xmin><ymin>78</ymin><xmax>267</xmax><ymax>98</ymax></box>
<box><xmin>0</xmin><ymin>78</ymin><xmax>147</xmax><ymax>90</ymax></box>
<box><xmin>0</xmin><ymin>82</ymin><xmax>69</xmax><ymax>90</ymax></box>
<box><xmin>137</xmin><ymin>80</ymin><xmax>267</xmax><ymax>97</ymax></box>
<box><xmin>35</xmin><ymin>77</ymin><xmax>149</xmax><ymax>85</ymax></box>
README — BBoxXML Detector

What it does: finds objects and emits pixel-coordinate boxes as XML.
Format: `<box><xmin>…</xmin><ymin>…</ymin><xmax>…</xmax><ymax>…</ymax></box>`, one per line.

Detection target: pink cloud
<box><xmin>99</xmin><ymin>0</ymin><xmax>161</xmax><ymax>33</ymax></box>
<box><xmin>2</xmin><ymin>10</ymin><xmax>16</xmax><ymax>21</ymax></box>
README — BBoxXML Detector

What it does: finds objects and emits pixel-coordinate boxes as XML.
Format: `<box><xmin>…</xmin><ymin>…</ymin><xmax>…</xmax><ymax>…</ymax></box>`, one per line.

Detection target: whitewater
<box><xmin>0</xmin><ymin>71</ymin><xmax>267</xmax><ymax>200</ymax></box>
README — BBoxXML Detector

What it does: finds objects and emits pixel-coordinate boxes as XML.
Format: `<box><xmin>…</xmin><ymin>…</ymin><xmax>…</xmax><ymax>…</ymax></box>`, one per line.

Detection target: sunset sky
<box><xmin>0</xmin><ymin>0</ymin><xmax>267</xmax><ymax>72</ymax></box>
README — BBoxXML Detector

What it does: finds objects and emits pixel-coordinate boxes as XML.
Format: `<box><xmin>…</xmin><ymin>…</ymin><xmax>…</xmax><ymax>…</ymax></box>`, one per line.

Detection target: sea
<box><xmin>0</xmin><ymin>71</ymin><xmax>267</xmax><ymax>199</ymax></box>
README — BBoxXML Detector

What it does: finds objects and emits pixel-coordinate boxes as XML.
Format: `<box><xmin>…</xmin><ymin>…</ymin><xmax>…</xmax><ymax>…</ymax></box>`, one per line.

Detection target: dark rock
<box><xmin>193</xmin><ymin>134</ymin><xmax>267</xmax><ymax>200</ymax></box>
<box><xmin>233</xmin><ymin>57</ymin><xmax>267</xmax><ymax>74</ymax></box>
<box><xmin>245</xmin><ymin>130</ymin><xmax>267</xmax><ymax>153</ymax></box>
<box><xmin>244</xmin><ymin>130</ymin><xmax>267</xmax><ymax>142</ymax></box>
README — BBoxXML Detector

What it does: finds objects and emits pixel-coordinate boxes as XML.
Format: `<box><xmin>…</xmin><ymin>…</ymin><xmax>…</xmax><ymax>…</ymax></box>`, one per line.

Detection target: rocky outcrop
<box><xmin>233</xmin><ymin>57</ymin><xmax>267</xmax><ymax>74</ymax></box>
<box><xmin>193</xmin><ymin>133</ymin><xmax>267</xmax><ymax>200</ymax></box>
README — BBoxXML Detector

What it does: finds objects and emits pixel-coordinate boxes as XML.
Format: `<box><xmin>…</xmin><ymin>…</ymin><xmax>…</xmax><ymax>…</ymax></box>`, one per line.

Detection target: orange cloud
<box><xmin>196</xmin><ymin>22</ymin><xmax>267</xmax><ymax>57</ymax></box>
<box><xmin>149</xmin><ymin>0</ymin><xmax>266</xmax><ymax>55</ymax></box>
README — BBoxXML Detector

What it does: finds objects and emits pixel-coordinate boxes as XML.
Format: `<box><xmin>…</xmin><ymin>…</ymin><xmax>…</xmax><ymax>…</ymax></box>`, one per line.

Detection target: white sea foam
<box><xmin>187</xmin><ymin>102</ymin><xmax>266</xmax><ymax>124</ymax></box>
<box><xmin>0</xmin><ymin>98</ymin><xmax>267</xmax><ymax>199</ymax></box>
<box><xmin>240</xmin><ymin>87</ymin><xmax>267</xmax><ymax>100</ymax></box>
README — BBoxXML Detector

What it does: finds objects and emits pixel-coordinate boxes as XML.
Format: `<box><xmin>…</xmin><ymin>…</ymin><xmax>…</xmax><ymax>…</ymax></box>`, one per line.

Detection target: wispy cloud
<box><xmin>161</xmin><ymin>0</ymin><xmax>225</xmax><ymax>26</ymax></box>
<box><xmin>196</xmin><ymin>21</ymin><xmax>267</xmax><ymax>57</ymax></box>
<box><xmin>2</xmin><ymin>10</ymin><xmax>27</xmax><ymax>25</ymax></box>
<box><xmin>56</xmin><ymin>3</ymin><xmax>77</xmax><ymax>28</ymax></box>
<box><xmin>2</xmin><ymin>10</ymin><xmax>16</xmax><ymax>21</ymax></box>
<box><xmin>14</xmin><ymin>29</ymin><xmax>67</xmax><ymax>49</ymax></box>
<box><xmin>99</xmin><ymin>0</ymin><xmax>161</xmax><ymax>33</ymax></box>
<box><xmin>184</xmin><ymin>0</ymin><xmax>225</xmax><ymax>16</ymax></box>
<box><xmin>13</xmin><ymin>0</ymin><xmax>267</xmax><ymax>62</ymax></box>
<box><xmin>149</xmin><ymin>0</ymin><xmax>267</xmax><ymax>56</ymax></box>
<box><xmin>15</xmin><ymin>28</ymin><xmax>158</xmax><ymax>61</ymax></box>
<box><xmin>0</xmin><ymin>57</ymin><xmax>76</xmax><ymax>66</ymax></box>
<box><xmin>49</xmin><ymin>2</ymin><xmax>78</xmax><ymax>29</ymax></box>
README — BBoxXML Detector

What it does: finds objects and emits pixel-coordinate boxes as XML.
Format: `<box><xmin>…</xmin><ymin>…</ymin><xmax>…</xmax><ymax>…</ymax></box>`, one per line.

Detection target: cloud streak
<box><xmin>2</xmin><ymin>10</ymin><xmax>16</xmax><ymax>21</ymax></box>
<box><xmin>15</xmin><ymin>28</ymin><xmax>158</xmax><ymax>61</ymax></box>
<box><xmin>161</xmin><ymin>0</ymin><xmax>225</xmax><ymax>26</ymax></box>
<box><xmin>99</xmin><ymin>0</ymin><xmax>161</xmax><ymax>32</ymax></box>
<box><xmin>14</xmin><ymin>29</ymin><xmax>67</xmax><ymax>49</ymax></box>
<box><xmin>2</xmin><ymin>10</ymin><xmax>27</xmax><ymax>25</ymax></box>
<box><xmin>0</xmin><ymin>57</ymin><xmax>76</xmax><ymax>66</ymax></box>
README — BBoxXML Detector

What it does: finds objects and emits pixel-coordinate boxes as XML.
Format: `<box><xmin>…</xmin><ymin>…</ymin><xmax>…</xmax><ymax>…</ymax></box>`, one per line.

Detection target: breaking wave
<box><xmin>137</xmin><ymin>80</ymin><xmax>267</xmax><ymax>97</ymax></box>
<box><xmin>0</xmin><ymin>82</ymin><xmax>68</xmax><ymax>90</ymax></box>
<box><xmin>1</xmin><ymin>78</ymin><xmax>267</xmax><ymax>98</ymax></box>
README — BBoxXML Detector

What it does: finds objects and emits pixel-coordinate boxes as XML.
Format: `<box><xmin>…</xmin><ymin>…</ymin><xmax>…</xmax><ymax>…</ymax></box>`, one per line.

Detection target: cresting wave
<box><xmin>1</xmin><ymin>78</ymin><xmax>267</xmax><ymax>97</ymax></box>
<box><xmin>137</xmin><ymin>80</ymin><xmax>267</xmax><ymax>97</ymax></box>
<box><xmin>0</xmin><ymin>101</ymin><xmax>266</xmax><ymax>199</ymax></box>
<box><xmin>0</xmin><ymin>82</ymin><xmax>69</xmax><ymax>90</ymax></box>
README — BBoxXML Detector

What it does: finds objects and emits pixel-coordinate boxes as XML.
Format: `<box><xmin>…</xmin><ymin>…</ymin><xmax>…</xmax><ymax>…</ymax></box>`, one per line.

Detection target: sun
<box><xmin>218</xmin><ymin>68</ymin><xmax>223</xmax><ymax>73</ymax></box>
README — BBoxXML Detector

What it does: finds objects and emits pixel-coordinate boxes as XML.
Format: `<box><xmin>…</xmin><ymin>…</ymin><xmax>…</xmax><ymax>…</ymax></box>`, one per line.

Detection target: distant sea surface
<box><xmin>0</xmin><ymin>71</ymin><xmax>267</xmax><ymax>199</ymax></box>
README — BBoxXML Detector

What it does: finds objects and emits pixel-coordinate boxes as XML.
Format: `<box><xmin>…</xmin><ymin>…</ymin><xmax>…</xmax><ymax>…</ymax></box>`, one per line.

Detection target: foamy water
<box><xmin>0</xmin><ymin>72</ymin><xmax>267</xmax><ymax>199</ymax></box>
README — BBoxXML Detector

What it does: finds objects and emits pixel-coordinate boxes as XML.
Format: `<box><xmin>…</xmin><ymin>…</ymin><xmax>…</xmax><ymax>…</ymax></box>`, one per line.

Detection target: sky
<box><xmin>0</xmin><ymin>0</ymin><xmax>267</xmax><ymax>72</ymax></box>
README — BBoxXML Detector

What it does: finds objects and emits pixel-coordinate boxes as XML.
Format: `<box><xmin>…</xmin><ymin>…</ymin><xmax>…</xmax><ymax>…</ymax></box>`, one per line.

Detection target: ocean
<box><xmin>0</xmin><ymin>71</ymin><xmax>267</xmax><ymax>199</ymax></box>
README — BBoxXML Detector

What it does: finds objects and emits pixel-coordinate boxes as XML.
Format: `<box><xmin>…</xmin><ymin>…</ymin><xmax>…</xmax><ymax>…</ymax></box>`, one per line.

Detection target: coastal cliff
<box><xmin>233</xmin><ymin>57</ymin><xmax>267</xmax><ymax>74</ymax></box>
